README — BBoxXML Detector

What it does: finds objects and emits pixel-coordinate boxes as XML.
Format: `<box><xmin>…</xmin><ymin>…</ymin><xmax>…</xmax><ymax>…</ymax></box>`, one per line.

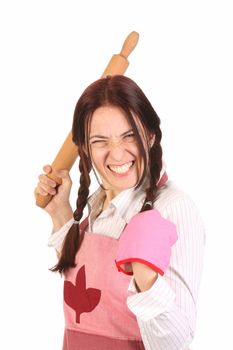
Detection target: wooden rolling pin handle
<box><xmin>35</xmin><ymin>192</ymin><xmax>53</xmax><ymax>208</ymax></box>
<box><xmin>102</xmin><ymin>31</ymin><xmax>139</xmax><ymax>78</ymax></box>
<box><xmin>120</xmin><ymin>31</ymin><xmax>140</xmax><ymax>59</ymax></box>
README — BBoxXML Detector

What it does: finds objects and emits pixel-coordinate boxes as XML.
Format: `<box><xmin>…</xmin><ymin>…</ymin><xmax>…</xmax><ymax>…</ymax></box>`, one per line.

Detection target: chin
<box><xmin>113</xmin><ymin>178</ymin><xmax>139</xmax><ymax>192</ymax></box>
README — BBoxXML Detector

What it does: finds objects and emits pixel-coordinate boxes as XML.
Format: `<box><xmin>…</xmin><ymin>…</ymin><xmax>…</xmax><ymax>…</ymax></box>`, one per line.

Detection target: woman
<box><xmin>35</xmin><ymin>75</ymin><xmax>205</xmax><ymax>350</ymax></box>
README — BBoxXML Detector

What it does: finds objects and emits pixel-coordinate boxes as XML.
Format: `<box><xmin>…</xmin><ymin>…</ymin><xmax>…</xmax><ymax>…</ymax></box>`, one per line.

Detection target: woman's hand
<box><xmin>34</xmin><ymin>165</ymin><xmax>73</xmax><ymax>230</ymax></box>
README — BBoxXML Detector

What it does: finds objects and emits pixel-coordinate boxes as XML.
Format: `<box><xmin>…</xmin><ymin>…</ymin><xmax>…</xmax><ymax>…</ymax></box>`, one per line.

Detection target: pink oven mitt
<box><xmin>115</xmin><ymin>209</ymin><xmax>178</xmax><ymax>276</ymax></box>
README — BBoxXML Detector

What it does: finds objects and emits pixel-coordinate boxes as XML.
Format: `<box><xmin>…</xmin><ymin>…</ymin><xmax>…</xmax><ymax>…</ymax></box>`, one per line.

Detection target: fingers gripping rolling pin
<box><xmin>35</xmin><ymin>31</ymin><xmax>139</xmax><ymax>208</ymax></box>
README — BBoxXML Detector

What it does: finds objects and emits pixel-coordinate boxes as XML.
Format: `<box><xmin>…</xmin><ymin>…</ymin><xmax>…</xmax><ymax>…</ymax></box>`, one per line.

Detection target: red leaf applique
<box><xmin>64</xmin><ymin>265</ymin><xmax>101</xmax><ymax>323</ymax></box>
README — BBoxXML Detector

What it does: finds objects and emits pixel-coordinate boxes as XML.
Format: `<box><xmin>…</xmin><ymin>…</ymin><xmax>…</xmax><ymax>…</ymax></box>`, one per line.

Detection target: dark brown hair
<box><xmin>51</xmin><ymin>75</ymin><xmax>163</xmax><ymax>273</ymax></box>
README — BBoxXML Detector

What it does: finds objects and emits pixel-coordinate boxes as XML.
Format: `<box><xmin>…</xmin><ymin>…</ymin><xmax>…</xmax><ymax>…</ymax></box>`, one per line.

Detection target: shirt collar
<box><xmin>87</xmin><ymin>186</ymin><xmax>106</xmax><ymax>213</ymax></box>
<box><xmin>110</xmin><ymin>177</ymin><xmax>148</xmax><ymax>219</ymax></box>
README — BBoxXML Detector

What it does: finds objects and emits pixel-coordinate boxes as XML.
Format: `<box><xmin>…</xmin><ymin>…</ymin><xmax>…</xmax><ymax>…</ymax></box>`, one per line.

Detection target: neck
<box><xmin>103</xmin><ymin>189</ymin><xmax>117</xmax><ymax>209</ymax></box>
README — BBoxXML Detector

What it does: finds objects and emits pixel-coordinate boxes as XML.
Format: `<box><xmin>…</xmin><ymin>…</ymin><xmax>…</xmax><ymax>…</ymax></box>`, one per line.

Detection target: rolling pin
<box><xmin>36</xmin><ymin>31</ymin><xmax>139</xmax><ymax>208</ymax></box>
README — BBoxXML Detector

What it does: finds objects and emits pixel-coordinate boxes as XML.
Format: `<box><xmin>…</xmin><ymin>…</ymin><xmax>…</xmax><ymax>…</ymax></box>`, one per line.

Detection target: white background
<box><xmin>0</xmin><ymin>1</ymin><xmax>232</xmax><ymax>349</ymax></box>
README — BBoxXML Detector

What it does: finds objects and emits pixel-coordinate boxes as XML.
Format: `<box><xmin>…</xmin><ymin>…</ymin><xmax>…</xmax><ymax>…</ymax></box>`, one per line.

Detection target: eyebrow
<box><xmin>89</xmin><ymin>129</ymin><xmax>134</xmax><ymax>140</ymax></box>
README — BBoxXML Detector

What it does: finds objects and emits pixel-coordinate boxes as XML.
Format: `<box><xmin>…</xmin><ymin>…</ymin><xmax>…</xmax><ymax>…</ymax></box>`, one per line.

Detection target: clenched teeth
<box><xmin>108</xmin><ymin>161</ymin><xmax>134</xmax><ymax>174</ymax></box>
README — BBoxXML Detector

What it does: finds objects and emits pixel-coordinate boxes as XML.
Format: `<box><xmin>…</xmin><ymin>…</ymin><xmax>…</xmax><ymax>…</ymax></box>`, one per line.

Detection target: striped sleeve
<box><xmin>48</xmin><ymin>218</ymin><xmax>74</xmax><ymax>252</ymax></box>
<box><xmin>126</xmin><ymin>195</ymin><xmax>205</xmax><ymax>350</ymax></box>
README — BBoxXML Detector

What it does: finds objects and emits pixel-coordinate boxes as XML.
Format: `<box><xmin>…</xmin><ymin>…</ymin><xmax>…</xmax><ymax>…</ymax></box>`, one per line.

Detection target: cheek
<box><xmin>132</xmin><ymin>144</ymin><xmax>143</xmax><ymax>164</ymax></box>
<box><xmin>90</xmin><ymin>151</ymin><xmax>106</xmax><ymax>170</ymax></box>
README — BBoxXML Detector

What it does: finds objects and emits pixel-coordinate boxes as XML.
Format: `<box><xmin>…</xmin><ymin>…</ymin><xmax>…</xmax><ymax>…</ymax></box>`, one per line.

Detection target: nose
<box><xmin>108</xmin><ymin>142</ymin><xmax>126</xmax><ymax>161</ymax></box>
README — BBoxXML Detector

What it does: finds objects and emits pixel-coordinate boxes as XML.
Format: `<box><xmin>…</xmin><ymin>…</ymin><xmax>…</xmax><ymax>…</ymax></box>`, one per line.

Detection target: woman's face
<box><xmin>88</xmin><ymin>105</ymin><xmax>145</xmax><ymax>198</ymax></box>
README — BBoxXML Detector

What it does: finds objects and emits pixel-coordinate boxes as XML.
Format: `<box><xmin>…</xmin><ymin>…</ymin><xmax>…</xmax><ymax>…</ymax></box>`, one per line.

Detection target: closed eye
<box><xmin>90</xmin><ymin>139</ymin><xmax>107</xmax><ymax>148</ymax></box>
<box><xmin>91</xmin><ymin>140</ymin><xmax>106</xmax><ymax>144</ymax></box>
<box><xmin>123</xmin><ymin>132</ymin><xmax>136</xmax><ymax>142</ymax></box>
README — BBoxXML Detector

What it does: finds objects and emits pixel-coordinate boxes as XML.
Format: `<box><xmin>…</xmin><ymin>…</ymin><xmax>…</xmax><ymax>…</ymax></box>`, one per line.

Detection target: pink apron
<box><xmin>63</xmin><ymin>173</ymin><xmax>168</xmax><ymax>350</ymax></box>
<box><xmin>63</xmin><ymin>224</ymin><xmax>145</xmax><ymax>350</ymax></box>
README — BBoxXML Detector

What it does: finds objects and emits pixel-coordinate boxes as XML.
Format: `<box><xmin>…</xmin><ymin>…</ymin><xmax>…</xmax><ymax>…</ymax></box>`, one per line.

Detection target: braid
<box><xmin>141</xmin><ymin>139</ymin><xmax>163</xmax><ymax>212</ymax></box>
<box><xmin>50</xmin><ymin>150</ymin><xmax>92</xmax><ymax>274</ymax></box>
<box><xmin>74</xmin><ymin>151</ymin><xmax>91</xmax><ymax>222</ymax></box>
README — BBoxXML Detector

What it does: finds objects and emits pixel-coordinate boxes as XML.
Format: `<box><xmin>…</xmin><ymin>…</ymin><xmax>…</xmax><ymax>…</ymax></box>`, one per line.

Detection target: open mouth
<box><xmin>107</xmin><ymin>161</ymin><xmax>134</xmax><ymax>174</ymax></box>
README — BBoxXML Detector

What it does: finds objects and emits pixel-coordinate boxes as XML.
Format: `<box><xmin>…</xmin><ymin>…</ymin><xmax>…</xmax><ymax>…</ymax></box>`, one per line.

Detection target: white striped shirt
<box><xmin>48</xmin><ymin>176</ymin><xmax>205</xmax><ymax>350</ymax></box>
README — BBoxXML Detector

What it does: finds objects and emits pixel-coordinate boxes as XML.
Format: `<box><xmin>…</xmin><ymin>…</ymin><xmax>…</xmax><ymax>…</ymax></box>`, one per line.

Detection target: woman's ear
<box><xmin>149</xmin><ymin>134</ymin><xmax>156</xmax><ymax>148</ymax></box>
